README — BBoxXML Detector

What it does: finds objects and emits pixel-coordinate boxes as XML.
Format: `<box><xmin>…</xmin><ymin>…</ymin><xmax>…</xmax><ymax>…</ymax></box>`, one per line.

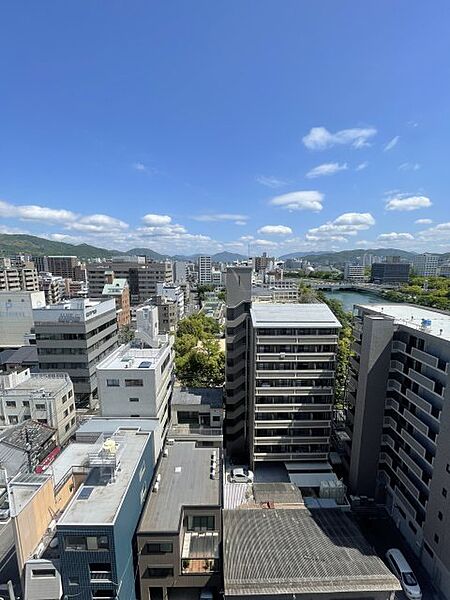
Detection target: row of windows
<box><xmin>254</xmin><ymin>443</ymin><xmax>328</xmax><ymax>453</ymax></box>
<box><xmin>256</xmin><ymin>379</ymin><xmax>334</xmax><ymax>388</ymax></box>
<box><xmin>257</xmin><ymin>328</ymin><xmax>338</xmax><ymax>336</ymax></box>
<box><xmin>255</xmin><ymin>395</ymin><xmax>331</xmax><ymax>405</ymax></box>
<box><xmin>257</xmin><ymin>344</ymin><xmax>336</xmax><ymax>353</ymax></box>
<box><xmin>64</xmin><ymin>535</ymin><xmax>109</xmax><ymax>551</ymax></box>
<box><xmin>256</xmin><ymin>361</ymin><xmax>335</xmax><ymax>371</ymax></box>
<box><xmin>106</xmin><ymin>378</ymin><xmax>144</xmax><ymax>387</ymax></box>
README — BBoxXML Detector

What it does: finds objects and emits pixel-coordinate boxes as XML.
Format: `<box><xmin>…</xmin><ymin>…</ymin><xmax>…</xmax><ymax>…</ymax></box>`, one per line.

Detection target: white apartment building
<box><xmin>0</xmin><ymin>265</ymin><xmax>39</xmax><ymax>292</ymax></box>
<box><xmin>96</xmin><ymin>342</ymin><xmax>174</xmax><ymax>451</ymax></box>
<box><xmin>155</xmin><ymin>282</ymin><xmax>185</xmax><ymax>319</ymax></box>
<box><xmin>39</xmin><ymin>272</ymin><xmax>66</xmax><ymax>305</ymax></box>
<box><xmin>0</xmin><ymin>369</ymin><xmax>76</xmax><ymax>445</ymax></box>
<box><xmin>343</xmin><ymin>263</ymin><xmax>366</xmax><ymax>282</ymax></box>
<box><xmin>198</xmin><ymin>255</ymin><xmax>212</xmax><ymax>284</ymax></box>
<box><xmin>174</xmin><ymin>260</ymin><xmax>188</xmax><ymax>284</ymax></box>
<box><xmin>212</xmin><ymin>268</ymin><xmax>223</xmax><ymax>285</ymax></box>
<box><xmin>412</xmin><ymin>253</ymin><xmax>439</xmax><ymax>277</ymax></box>
<box><xmin>0</xmin><ymin>290</ymin><xmax>46</xmax><ymax>347</ymax></box>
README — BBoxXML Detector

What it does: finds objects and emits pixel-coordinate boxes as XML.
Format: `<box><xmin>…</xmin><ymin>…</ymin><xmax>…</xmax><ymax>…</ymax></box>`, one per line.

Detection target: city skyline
<box><xmin>2</xmin><ymin>2</ymin><xmax>450</xmax><ymax>255</ymax></box>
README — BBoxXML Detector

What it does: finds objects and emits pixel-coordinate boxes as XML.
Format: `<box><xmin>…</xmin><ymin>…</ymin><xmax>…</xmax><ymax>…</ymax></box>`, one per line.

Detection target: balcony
<box><xmin>181</xmin><ymin>531</ymin><xmax>220</xmax><ymax>575</ymax></box>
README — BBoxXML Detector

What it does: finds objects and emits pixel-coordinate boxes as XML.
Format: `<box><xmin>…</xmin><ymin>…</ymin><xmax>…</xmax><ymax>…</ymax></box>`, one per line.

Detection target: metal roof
<box><xmin>223</xmin><ymin>509</ymin><xmax>401</xmax><ymax>596</ymax></box>
<box><xmin>172</xmin><ymin>386</ymin><xmax>223</xmax><ymax>408</ymax></box>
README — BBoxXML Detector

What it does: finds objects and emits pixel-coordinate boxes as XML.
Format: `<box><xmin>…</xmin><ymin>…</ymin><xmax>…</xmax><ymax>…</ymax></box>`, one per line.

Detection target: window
<box><xmin>189</xmin><ymin>515</ymin><xmax>215</xmax><ymax>531</ymax></box>
<box><xmin>6</xmin><ymin>401</ymin><xmax>16</xmax><ymax>408</ymax></box>
<box><xmin>62</xmin><ymin>394</ymin><xmax>67</xmax><ymax>403</ymax></box>
<box><xmin>69</xmin><ymin>403</ymin><xmax>74</xmax><ymax>412</ymax></box>
<box><xmin>64</xmin><ymin>409</ymin><xmax>69</xmax><ymax>417</ymax></box>
<box><xmin>68</xmin><ymin>389</ymin><xmax>73</xmax><ymax>398</ymax></box>
<box><xmin>212</xmin><ymin>415</ymin><xmax>221</xmax><ymax>422</ymax></box>
<box><xmin>144</xmin><ymin>567</ymin><xmax>174</xmax><ymax>578</ymax></box>
<box><xmin>65</xmin><ymin>535</ymin><xmax>109</xmax><ymax>551</ymax></box>
<box><xmin>106</xmin><ymin>379</ymin><xmax>120</xmax><ymax>387</ymax></box>
<box><xmin>143</xmin><ymin>542</ymin><xmax>173</xmax><ymax>554</ymax></box>
<box><xmin>92</xmin><ymin>592</ymin><xmax>115</xmax><ymax>599</ymax></box>
<box><xmin>22</xmin><ymin>401</ymin><xmax>30</xmax><ymax>408</ymax></box>
<box><xmin>446</xmin><ymin>463</ymin><xmax>450</xmax><ymax>474</ymax></box>
<box><xmin>125</xmin><ymin>379</ymin><xmax>143</xmax><ymax>387</ymax></box>
<box><xmin>434</xmin><ymin>533</ymin><xmax>440</xmax><ymax>544</ymax></box>
<box><xmin>31</xmin><ymin>568</ymin><xmax>56</xmax><ymax>578</ymax></box>
<box><xmin>35</xmin><ymin>403</ymin><xmax>46</xmax><ymax>410</ymax></box>
<box><xmin>442</xmin><ymin>488</ymin><xmax>447</xmax><ymax>498</ymax></box>
<box><xmin>89</xmin><ymin>562</ymin><xmax>112</xmax><ymax>579</ymax></box>
<box><xmin>65</xmin><ymin>423</ymin><xmax>70</xmax><ymax>432</ymax></box>
<box><xmin>424</xmin><ymin>542</ymin><xmax>434</xmax><ymax>557</ymax></box>
<box><xmin>438</xmin><ymin>511</ymin><xmax>443</xmax><ymax>521</ymax></box>
<box><xmin>408</xmin><ymin>521</ymin><xmax>417</xmax><ymax>534</ymax></box>
<box><xmin>129</xmin><ymin>397</ymin><xmax>140</xmax><ymax>402</ymax></box>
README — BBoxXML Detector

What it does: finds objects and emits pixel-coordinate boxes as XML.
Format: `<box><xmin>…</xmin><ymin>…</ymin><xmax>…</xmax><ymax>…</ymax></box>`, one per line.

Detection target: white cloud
<box><xmin>270</xmin><ymin>191</ymin><xmax>323</xmax><ymax>212</ymax></box>
<box><xmin>306</xmin><ymin>162</ymin><xmax>348</xmax><ymax>179</ymax></box>
<box><xmin>240</xmin><ymin>235</ymin><xmax>254</xmax><ymax>242</ymax></box>
<box><xmin>384</xmin><ymin>136</ymin><xmax>400</xmax><ymax>151</ymax></box>
<box><xmin>142</xmin><ymin>214</ymin><xmax>172</xmax><ymax>226</ymax></box>
<box><xmin>385</xmin><ymin>195</ymin><xmax>432</xmax><ymax>211</ymax></box>
<box><xmin>378</xmin><ymin>232</ymin><xmax>414</xmax><ymax>241</ymax></box>
<box><xmin>69</xmin><ymin>214</ymin><xmax>129</xmax><ymax>233</ymax></box>
<box><xmin>0</xmin><ymin>199</ymin><xmax>77</xmax><ymax>224</ymax></box>
<box><xmin>415</xmin><ymin>218</ymin><xmax>432</xmax><ymax>225</ymax></box>
<box><xmin>132</xmin><ymin>162</ymin><xmax>147</xmax><ymax>172</ymax></box>
<box><xmin>255</xmin><ymin>175</ymin><xmax>287</xmax><ymax>188</ymax></box>
<box><xmin>356</xmin><ymin>161</ymin><xmax>369</xmax><ymax>171</ymax></box>
<box><xmin>193</xmin><ymin>213</ymin><xmax>248</xmax><ymax>224</ymax></box>
<box><xmin>302</xmin><ymin>126</ymin><xmax>377</xmax><ymax>150</ymax></box>
<box><xmin>398</xmin><ymin>162</ymin><xmax>421</xmax><ymax>171</ymax></box>
<box><xmin>252</xmin><ymin>239</ymin><xmax>279</xmax><ymax>247</ymax></box>
<box><xmin>258</xmin><ymin>225</ymin><xmax>293</xmax><ymax>236</ymax></box>
<box><xmin>306</xmin><ymin>212</ymin><xmax>375</xmax><ymax>242</ymax></box>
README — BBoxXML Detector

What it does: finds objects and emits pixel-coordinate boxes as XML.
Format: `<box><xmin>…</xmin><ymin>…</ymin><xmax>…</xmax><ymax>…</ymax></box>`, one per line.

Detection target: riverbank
<box><xmin>323</xmin><ymin>289</ymin><xmax>387</xmax><ymax>312</ymax></box>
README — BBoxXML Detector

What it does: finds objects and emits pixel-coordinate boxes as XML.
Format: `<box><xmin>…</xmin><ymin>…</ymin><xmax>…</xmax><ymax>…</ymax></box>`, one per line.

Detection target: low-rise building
<box><xmin>97</xmin><ymin>342</ymin><xmax>174</xmax><ymax>452</ymax></box>
<box><xmin>170</xmin><ymin>386</ymin><xmax>223</xmax><ymax>446</ymax></box>
<box><xmin>0</xmin><ymin>290</ymin><xmax>46</xmax><ymax>348</ymax></box>
<box><xmin>223</xmin><ymin>507</ymin><xmax>400</xmax><ymax>599</ymax></box>
<box><xmin>156</xmin><ymin>282</ymin><xmax>185</xmax><ymax>319</ymax></box>
<box><xmin>343</xmin><ymin>262</ymin><xmax>366</xmax><ymax>282</ymax></box>
<box><xmin>154</xmin><ymin>295</ymin><xmax>178</xmax><ymax>333</ymax></box>
<box><xmin>0</xmin><ymin>420</ymin><xmax>57</xmax><ymax>478</ymax></box>
<box><xmin>137</xmin><ymin>441</ymin><xmax>222</xmax><ymax>599</ymax></box>
<box><xmin>0</xmin><ymin>369</ymin><xmax>76</xmax><ymax>445</ymax></box>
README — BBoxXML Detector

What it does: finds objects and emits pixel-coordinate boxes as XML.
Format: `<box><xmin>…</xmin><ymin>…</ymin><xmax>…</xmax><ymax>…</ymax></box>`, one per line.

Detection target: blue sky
<box><xmin>1</xmin><ymin>1</ymin><xmax>450</xmax><ymax>255</ymax></box>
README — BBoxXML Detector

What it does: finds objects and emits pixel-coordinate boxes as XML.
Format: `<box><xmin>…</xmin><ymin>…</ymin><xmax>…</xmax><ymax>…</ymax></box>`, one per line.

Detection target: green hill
<box><xmin>0</xmin><ymin>234</ymin><xmax>118</xmax><ymax>259</ymax></box>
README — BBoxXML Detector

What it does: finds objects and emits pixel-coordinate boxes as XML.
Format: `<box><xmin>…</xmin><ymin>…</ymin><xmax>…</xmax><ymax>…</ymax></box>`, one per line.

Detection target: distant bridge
<box><xmin>295</xmin><ymin>281</ymin><xmax>400</xmax><ymax>293</ymax></box>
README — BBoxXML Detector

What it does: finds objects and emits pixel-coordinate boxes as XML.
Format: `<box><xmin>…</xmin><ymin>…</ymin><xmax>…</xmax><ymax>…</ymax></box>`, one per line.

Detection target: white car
<box><xmin>386</xmin><ymin>548</ymin><xmax>422</xmax><ymax>600</ymax></box>
<box><xmin>230</xmin><ymin>467</ymin><xmax>254</xmax><ymax>483</ymax></box>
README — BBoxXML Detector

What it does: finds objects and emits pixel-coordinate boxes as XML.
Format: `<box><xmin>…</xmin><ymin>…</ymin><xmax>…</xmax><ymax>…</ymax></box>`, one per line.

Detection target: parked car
<box><xmin>385</xmin><ymin>548</ymin><xmax>422</xmax><ymax>600</ymax></box>
<box><xmin>230</xmin><ymin>467</ymin><xmax>254</xmax><ymax>483</ymax></box>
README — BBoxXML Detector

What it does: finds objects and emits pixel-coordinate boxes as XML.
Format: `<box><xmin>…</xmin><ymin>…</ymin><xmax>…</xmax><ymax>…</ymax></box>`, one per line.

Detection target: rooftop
<box><xmin>0</xmin><ymin>420</ymin><xmax>55</xmax><ymax>451</ymax></box>
<box><xmin>33</xmin><ymin>298</ymin><xmax>116</xmax><ymax>322</ymax></box>
<box><xmin>2</xmin><ymin>373</ymin><xmax>71</xmax><ymax>394</ymax></box>
<box><xmin>102</xmin><ymin>278</ymin><xmax>128</xmax><ymax>295</ymax></box>
<box><xmin>96</xmin><ymin>343</ymin><xmax>168</xmax><ymax>371</ymax></box>
<box><xmin>0</xmin><ymin>346</ymin><xmax>38</xmax><ymax>366</ymax></box>
<box><xmin>251</xmin><ymin>302</ymin><xmax>341</xmax><ymax>328</ymax></box>
<box><xmin>358</xmin><ymin>303</ymin><xmax>450</xmax><ymax>342</ymax></box>
<box><xmin>172</xmin><ymin>386</ymin><xmax>223</xmax><ymax>408</ymax></box>
<box><xmin>223</xmin><ymin>509</ymin><xmax>401</xmax><ymax>596</ymax></box>
<box><xmin>59</xmin><ymin>430</ymin><xmax>151</xmax><ymax>525</ymax></box>
<box><xmin>138</xmin><ymin>441</ymin><xmax>221</xmax><ymax>533</ymax></box>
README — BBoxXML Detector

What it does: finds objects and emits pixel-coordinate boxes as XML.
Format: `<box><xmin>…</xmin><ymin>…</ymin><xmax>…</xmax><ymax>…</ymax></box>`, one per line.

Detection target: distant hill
<box><xmin>125</xmin><ymin>247</ymin><xmax>169</xmax><ymax>260</ymax></box>
<box><xmin>211</xmin><ymin>251</ymin><xmax>246</xmax><ymax>262</ymax></box>
<box><xmin>0</xmin><ymin>234</ymin><xmax>118</xmax><ymax>259</ymax></box>
<box><xmin>281</xmin><ymin>248</ymin><xmax>417</xmax><ymax>266</ymax></box>
<box><xmin>280</xmin><ymin>251</ymin><xmax>327</xmax><ymax>259</ymax></box>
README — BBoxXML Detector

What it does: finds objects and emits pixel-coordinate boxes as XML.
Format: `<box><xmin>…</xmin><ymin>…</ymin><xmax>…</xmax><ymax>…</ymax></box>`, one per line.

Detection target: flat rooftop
<box><xmin>251</xmin><ymin>303</ymin><xmax>341</xmax><ymax>328</ymax></box>
<box><xmin>75</xmin><ymin>417</ymin><xmax>158</xmax><ymax>440</ymax></box>
<box><xmin>5</xmin><ymin>373</ymin><xmax>70</xmax><ymax>394</ymax></box>
<box><xmin>172</xmin><ymin>386</ymin><xmax>223</xmax><ymax>408</ymax></box>
<box><xmin>138</xmin><ymin>441</ymin><xmax>221</xmax><ymax>533</ymax></box>
<box><xmin>223</xmin><ymin>509</ymin><xmax>401</xmax><ymax>596</ymax></box>
<box><xmin>358</xmin><ymin>303</ymin><xmax>450</xmax><ymax>342</ymax></box>
<box><xmin>59</xmin><ymin>430</ymin><xmax>151</xmax><ymax>525</ymax></box>
<box><xmin>33</xmin><ymin>298</ymin><xmax>116</xmax><ymax>322</ymax></box>
<box><xmin>97</xmin><ymin>343</ymin><xmax>167</xmax><ymax>371</ymax></box>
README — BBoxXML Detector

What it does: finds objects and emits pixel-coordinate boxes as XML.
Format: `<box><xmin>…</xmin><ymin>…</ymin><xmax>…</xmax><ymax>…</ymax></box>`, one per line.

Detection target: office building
<box><xmin>97</xmin><ymin>341</ymin><xmax>173</xmax><ymax>451</ymax></box>
<box><xmin>137</xmin><ymin>441</ymin><xmax>222</xmax><ymax>599</ymax></box>
<box><xmin>173</xmin><ymin>260</ymin><xmax>188</xmax><ymax>284</ymax></box>
<box><xmin>198</xmin><ymin>255</ymin><xmax>212</xmax><ymax>284</ymax></box>
<box><xmin>47</xmin><ymin>256</ymin><xmax>79</xmax><ymax>279</ymax></box>
<box><xmin>344</xmin><ymin>304</ymin><xmax>450</xmax><ymax>598</ymax></box>
<box><xmin>412</xmin><ymin>253</ymin><xmax>439</xmax><ymax>277</ymax></box>
<box><xmin>343</xmin><ymin>262</ymin><xmax>366</xmax><ymax>282</ymax></box>
<box><xmin>87</xmin><ymin>259</ymin><xmax>173</xmax><ymax>304</ymax></box>
<box><xmin>154</xmin><ymin>295</ymin><xmax>178</xmax><ymax>333</ymax></box>
<box><xmin>223</xmin><ymin>507</ymin><xmax>400</xmax><ymax>599</ymax></box>
<box><xmin>0</xmin><ymin>369</ymin><xmax>76</xmax><ymax>445</ymax></box>
<box><xmin>439</xmin><ymin>261</ymin><xmax>450</xmax><ymax>278</ymax></box>
<box><xmin>253</xmin><ymin>252</ymin><xmax>274</xmax><ymax>273</ymax></box>
<box><xmin>34</xmin><ymin>299</ymin><xmax>118</xmax><ymax>407</ymax></box>
<box><xmin>0</xmin><ymin>265</ymin><xmax>39</xmax><ymax>292</ymax></box>
<box><xmin>102</xmin><ymin>276</ymin><xmax>131</xmax><ymax>327</ymax></box>
<box><xmin>156</xmin><ymin>282</ymin><xmax>185</xmax><ymax>319</ymax></box>
<box><xmin>225</xmin><ymin>267</ymin><xmax>340</xmax><ymax>466</ymax></box>
<box><xmin>0</xmin><ymin>290</ymin><xmax>46</xmax><ymax>348</ymax></box>
<box><xmin>371</xmin><ymin>262</ymin><xmax>411</xmax><ymax>284</ymax></box>
<box><xmin>32</xmin><ymin>255</ymin><xmax>49</xmax><ymax>273</ymax></box>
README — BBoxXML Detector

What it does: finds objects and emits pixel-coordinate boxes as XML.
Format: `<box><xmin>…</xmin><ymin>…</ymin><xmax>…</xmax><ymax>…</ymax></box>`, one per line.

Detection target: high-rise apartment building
<box><xmin>39</xmin><ymin>272</ymin><xmax>66</xmax><ymax>304</ymax></box>
<box><xmin>344</xmin><ymin>304</ymin><xmax>450</xmax><ymax>598</ymax></box>
<box><xmin>173</xmin><ymin>260</ymin><xmax>188</xmax><ymax>284</ymax></box>
<box><xmin>47</xmin><ymin>255</ymin><xmax>79</xmax><ymax>279</ymax></box>
<box><xmin>412</xmin><ymin>253</ymin><xmax>439</xmax><ymax>277</ymax></box>
<box><xmin>224</xmin><ymin>266</ymin><xmax>341</xmax><ymax>466</ymax></box>
<box><xmin>198</xmin><ymin>255</ymin><xmax>212</xmax><ymax>284</ymax></box>
<box><xmin>33</xmin><ymin>298</ymin><xmax>118</xmax><ymax>407</ymax></box>
<box><xmin>0</xmin><ymin>265</ymin><xmax>39</xmax><ymax>292</ymax></box>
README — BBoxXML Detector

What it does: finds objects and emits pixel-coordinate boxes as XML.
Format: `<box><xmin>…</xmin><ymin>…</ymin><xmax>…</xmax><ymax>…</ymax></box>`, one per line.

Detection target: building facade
<box><xmin>0</xmin><ymin>369</ymin><xmax>76</xmax><ymax>445</ymax></box>
<box><xmin>47</xmin><ymin>256</ymin><xmax>80</xmax><ymax>279</ymax></box>
<box><xmin>371</xmin><ymin>262</ymin><xmax>411</xmax><ymax>284</ymax></box>
<box><xmin>343</xmin><ymin>263</ymin><xmax>366</xmax><ymax>282</ymax></box>
<box><xmin>412</xmin><ymin>253</ymin><xmax>439</xmax><ymax>277</ymax></box>
<box><xmin>34</xmin><ymin>299</ymin><xmax>118</xmax><ymax>407</ymax></box>
<box><xmin>344</xmin><ymin>304</ymin><xmax>450</xmax><ymax>599</ymax></box>
<box><xmin>0</xmin><ymin>265</ymin><xmax>39</xmax><ymax>292</ymax></box>
<box><xmin>198</xmin><ymin>256</ymin><xmax>212</xmax><ymax>284</ymax></box>
<box><xmin>102</xmin><ymin>277</ymin><xmax>131</xmax><ymax>327</ymax></box>
<box><xmin>0</xmin><ymin>290</ymin><xmax>46</xmax><ymax>348</ymax></box>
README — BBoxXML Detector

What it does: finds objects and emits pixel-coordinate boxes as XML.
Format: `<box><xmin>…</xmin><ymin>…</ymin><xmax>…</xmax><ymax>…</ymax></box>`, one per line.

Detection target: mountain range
<box><xmin>1</xmin><ymin>233</ymin><xmax>448</xmax><ymax>266</ymax></box>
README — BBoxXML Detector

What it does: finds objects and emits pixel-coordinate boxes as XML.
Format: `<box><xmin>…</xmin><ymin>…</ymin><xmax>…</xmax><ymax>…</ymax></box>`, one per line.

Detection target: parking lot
<box><xmin>357</xmin><ymin>515</ymin><xmax>439</xmax><ymax>600</ymax></box>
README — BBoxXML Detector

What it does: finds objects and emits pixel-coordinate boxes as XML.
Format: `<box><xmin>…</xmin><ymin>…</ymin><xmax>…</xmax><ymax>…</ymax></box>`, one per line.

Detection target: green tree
<box><xmin>118</xmin><ymin>324</ymin><xmax>135</xmax><ymax>344</ymax></box>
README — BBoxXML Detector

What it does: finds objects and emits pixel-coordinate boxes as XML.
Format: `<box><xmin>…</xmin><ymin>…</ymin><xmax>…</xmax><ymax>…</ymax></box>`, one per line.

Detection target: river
<box><xmin>323</xmin><ymin>289</ymin><xmax>386</xmax><ymax>313</ymax></box>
